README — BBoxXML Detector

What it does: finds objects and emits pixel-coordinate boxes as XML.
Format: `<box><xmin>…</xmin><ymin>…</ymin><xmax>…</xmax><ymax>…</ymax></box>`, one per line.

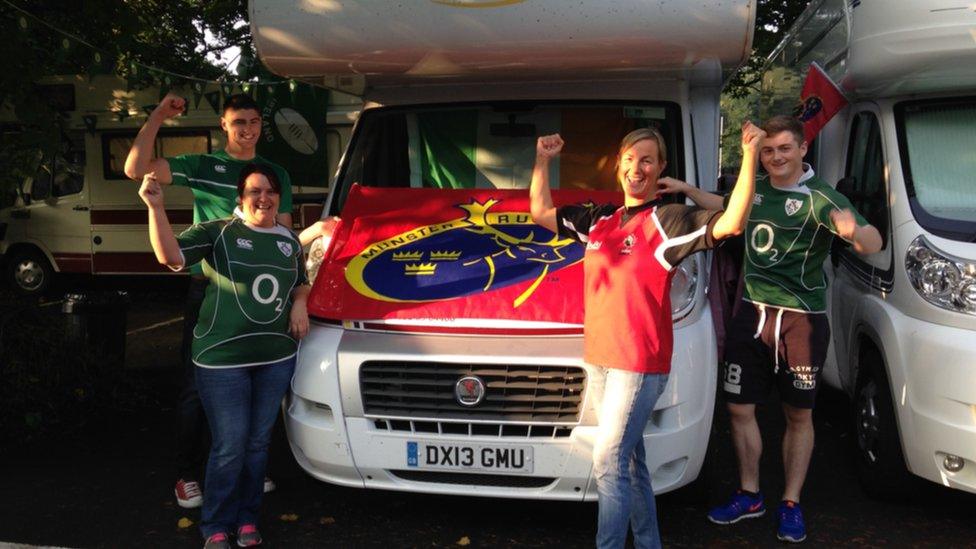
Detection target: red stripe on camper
<box><xmin>52</xmin><ymin>253</ymin><xmax>93</xmax><ymax>273</ymax></box>
<box><xmin>92</xmin><ymin>253</ymin><xmax>179</xmax><ymax>274</ymax></box>
<box><xmin>91</xmin><ymin>209</ymin><xmax>193</xmax><ymax>225</ymax></box>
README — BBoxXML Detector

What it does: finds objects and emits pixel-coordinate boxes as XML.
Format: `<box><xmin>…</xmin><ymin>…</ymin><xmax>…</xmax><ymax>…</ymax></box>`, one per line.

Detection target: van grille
<box><xmin>360</xmin><ymin>361</ymin><xmax>585</xmax><ymax>422</ymax></box>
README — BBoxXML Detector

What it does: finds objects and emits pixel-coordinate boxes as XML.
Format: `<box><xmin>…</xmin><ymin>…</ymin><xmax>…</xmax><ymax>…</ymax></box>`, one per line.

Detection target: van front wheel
<box><xmin>7</xmin><ymin>249</ymin><xmax>53</xmax><ymax>295</ymax></box>
<box><xmin>853</xmin><ymin>351</ymin><xmax>914</xmax><ymax>499</ymax></box>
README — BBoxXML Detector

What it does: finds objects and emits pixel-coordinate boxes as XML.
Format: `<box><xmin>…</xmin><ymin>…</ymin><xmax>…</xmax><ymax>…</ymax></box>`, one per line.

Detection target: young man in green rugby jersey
<box><xmin>658</xmin><ymin>115</ymin><xmax>882</xmax><ymax>543</ymax></box>
<box><xmin>125</xmin><ymin>93</ymin><xmax>303</xmax><ymax>509</ymax></box>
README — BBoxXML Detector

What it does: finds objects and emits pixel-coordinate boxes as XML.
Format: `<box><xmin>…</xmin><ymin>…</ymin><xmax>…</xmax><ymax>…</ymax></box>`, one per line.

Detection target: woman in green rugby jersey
<box><xmin>140</xmin><ymin>164</ymin><xmax>310</xmax><ymax>549</ymax></box>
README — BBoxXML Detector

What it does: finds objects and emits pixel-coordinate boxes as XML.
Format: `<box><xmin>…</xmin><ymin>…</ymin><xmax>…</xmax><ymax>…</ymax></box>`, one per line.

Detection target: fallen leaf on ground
<box><xmin>177</xmin><ymin>517</ymin><xmax>194</xmax><ymax>529</ymax></box>
<box><xmin>280</xmin><ymin>513</ymin><xmax>299</xmax><ymax>522</ymax></box>
<box><xmin>456</xmin><ymin>536</ymin><xmax>471</xmax><ymax>546</ymax></box>
<box><xmin>319</xmin><ymin>516</ymin><xmax>336</xmax><ymax>525</ymax></box>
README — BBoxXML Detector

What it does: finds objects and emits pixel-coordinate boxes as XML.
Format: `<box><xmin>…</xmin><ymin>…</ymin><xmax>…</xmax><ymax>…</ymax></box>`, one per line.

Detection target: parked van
<box><xmin>762</xmin><ymin>0</ymin><xmax>976</xmax><ymax>496</ymax></box>
<box><xmin>251</xmin><ymin>0</ymin><xmax>756</xmax><ymax>499</ymax></box>
<box><xmin>0</xmin><ymin>75</ymin><xmax>358</xmax><ymax>294</ymax></box>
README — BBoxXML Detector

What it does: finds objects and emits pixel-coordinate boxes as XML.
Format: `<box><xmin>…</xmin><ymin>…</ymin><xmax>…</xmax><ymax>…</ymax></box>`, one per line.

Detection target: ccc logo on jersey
<box><xmin>345</xmin><ymin>199</ymin><xmax>582</xmax><ymax>307</ymax></box>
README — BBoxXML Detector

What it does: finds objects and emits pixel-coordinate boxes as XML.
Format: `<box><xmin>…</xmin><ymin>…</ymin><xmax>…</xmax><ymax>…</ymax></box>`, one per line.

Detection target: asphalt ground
<box><xmin>1</xmin><ymin>279</ymin><xmax>975</xmax><ymax>548</ymax></box>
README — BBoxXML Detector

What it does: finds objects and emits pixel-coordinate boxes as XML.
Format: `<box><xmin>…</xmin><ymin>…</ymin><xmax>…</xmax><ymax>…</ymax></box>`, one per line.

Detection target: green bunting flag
<box><xmin>126</xmin><ymin>62</ymin><xmax>141</xmax><ymax>91</ymax></box>
<box><xmin>82</xmin><ymin>115</ymin><xmax>97</xmax><ymax>134</ymax></box>
<box><xmin>220</xmin><ymin>82</ymin><xmax>236</xmax><ymax>102</ymax></box>
<box><xmin>204</xmin><ymin>90</ymin><xmax>221</xmax><ymax>114</ymax></box>
<box><xmin>87</xmin><ymin>51</ymin><xmax>113</xmax><ymax>82</ymax></box>
<box><xmin>241</xmin><ymin>82</ymin><xmax>253</xmax><ymax>97</ymax></box>
<box><xmin>191</xmin><ymin>81</ymin><xmax>206</xmax><ymax>108</ymax></box>
<box><xmin>158</xmin><ymin>74</ymin><xmax>174</xmax><ymax>101</ymax></box>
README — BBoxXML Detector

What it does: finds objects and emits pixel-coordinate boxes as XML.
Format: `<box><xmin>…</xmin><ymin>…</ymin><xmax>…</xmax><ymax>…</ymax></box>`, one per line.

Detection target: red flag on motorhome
<box><xmin>794</xmin><ymin>62</ymin><xmax>848</xmax><ymax>143</ymax></box>
<box><xmin>307</xmin><ymin>185</ymin><xmax>622</xmax><ymax>327</ymax></box>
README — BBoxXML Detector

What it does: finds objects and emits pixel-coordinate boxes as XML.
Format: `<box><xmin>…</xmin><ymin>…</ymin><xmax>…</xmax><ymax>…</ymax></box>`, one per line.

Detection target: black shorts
<box><xmin>721</xmin><ymin>301</ymin><xmax>830</xmax><ymax>409</ymax></box>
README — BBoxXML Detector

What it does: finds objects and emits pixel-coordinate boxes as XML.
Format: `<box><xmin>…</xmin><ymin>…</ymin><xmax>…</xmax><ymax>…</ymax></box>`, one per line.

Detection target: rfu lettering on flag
<box><xmin>793</xmin><ymin>62</ymin><xmax>848</xmax><ymax>144</ymax></box>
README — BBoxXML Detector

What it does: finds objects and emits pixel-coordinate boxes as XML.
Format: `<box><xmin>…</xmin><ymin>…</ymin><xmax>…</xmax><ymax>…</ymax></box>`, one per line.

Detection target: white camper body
<box><xmin>251</xmin><ymin>0</ymin><xmax>756</xmax><ymax>500</ymax></box>
<box><xmin>0</xmin><ymin>75</ymin><xmax>356</xmax><ymax>294</ymax></box>
<box><xmin>764</xmin><ymin>0</ymin><xmax>976</xmax><ymax>495</ymax></box>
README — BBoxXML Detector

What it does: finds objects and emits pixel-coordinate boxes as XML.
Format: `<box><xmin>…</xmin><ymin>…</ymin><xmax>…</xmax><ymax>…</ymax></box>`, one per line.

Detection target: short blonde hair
<box><xmin>618</xmin><ymin>127</ymin><xmax>668</xmax><ymax>164</ymax></box>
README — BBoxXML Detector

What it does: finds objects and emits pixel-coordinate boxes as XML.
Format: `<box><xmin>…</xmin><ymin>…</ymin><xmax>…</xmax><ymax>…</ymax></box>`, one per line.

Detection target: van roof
<box><xmin>250</xmin><ymin>0</ymin><xmax>755</xmax><ymax>94</ymax></box>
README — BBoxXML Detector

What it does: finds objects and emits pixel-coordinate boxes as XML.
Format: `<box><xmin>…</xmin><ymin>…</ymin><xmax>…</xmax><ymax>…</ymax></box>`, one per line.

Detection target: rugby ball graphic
<box><xmin>273</xmin><ymin>108</ymin><xmax>318</xmax><ymax>155</ymax></box>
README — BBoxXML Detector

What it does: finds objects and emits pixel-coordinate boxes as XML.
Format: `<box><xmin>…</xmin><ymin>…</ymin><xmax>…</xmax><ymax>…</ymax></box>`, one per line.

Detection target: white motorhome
<box><xmin>763</xmin><ymin>0</ymin><xmax>976</xmax><ymax>496</ymax></box>
<box><xmin>251</xmin><ymin>0</ymin><xmax>756</xmax><ymax>499</ymax></box>
<box><xmin>0</xmin><ymin>75</ymin><xmax>357</xmax><ymax>294</ymax></box>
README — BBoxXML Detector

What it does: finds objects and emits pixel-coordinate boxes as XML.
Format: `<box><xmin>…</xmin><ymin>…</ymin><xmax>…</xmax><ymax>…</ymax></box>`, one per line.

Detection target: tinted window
<box><xmin>333</xmin><ymin>102</ymin><xmax>684</xmax><ymax>213</ymax></box>
<box><xmin>844</xmin><ymin>111</ymin><xmax>888</xmax><ymax>245</ymax></box>
<box><xmin>102</xmin><ymin>131</ymin><xmax>211</xmax><ymax>180</ymax></box>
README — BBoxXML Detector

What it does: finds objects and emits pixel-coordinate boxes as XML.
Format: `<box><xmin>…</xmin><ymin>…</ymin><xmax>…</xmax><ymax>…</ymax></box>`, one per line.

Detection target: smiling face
<box><xmin>220</xmin><ymin>107</ymin><xmax>262</xmax><ymax>154</ymax></box>
<box><xmin>760</xmin><ymin>130</ymin><xmax>808</xmax><ymax>186</ymax></box>
<box><xmin>617</xmin><ymin>138</ymin><xmax>667</xmax><ymax>205</ymax></box>
<box><xmin>239</xmin><ymin>172</ymin><xmax>280</xmax><ymax>228</ymax></box>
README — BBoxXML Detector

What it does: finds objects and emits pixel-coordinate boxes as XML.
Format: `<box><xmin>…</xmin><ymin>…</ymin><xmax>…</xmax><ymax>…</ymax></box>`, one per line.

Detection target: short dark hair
<box><xmin>237</xmin><ymin>163</ymin><xmax>281</xmax><ymax>198</ymax></box>
<box><xmin>762</xmin><ymin>115</ymin><xmax>805</xmax><ymax>145</ymax></box>
<box><xmin>223</xmin><ymin>93</ymin><xmax>260</xmax><ymax>115</ymax></box>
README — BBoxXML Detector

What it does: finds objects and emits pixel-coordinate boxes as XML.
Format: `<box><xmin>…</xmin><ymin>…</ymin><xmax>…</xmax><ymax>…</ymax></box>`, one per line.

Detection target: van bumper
<box><xmin>889</xmin><ymin>313</ymin><xmax>976</xmax><ymax>494</ymax></box>
<box><xmin>285</xmin><ymin>312</ymin><xmax>718</xmax><ymax>500</ymax></box>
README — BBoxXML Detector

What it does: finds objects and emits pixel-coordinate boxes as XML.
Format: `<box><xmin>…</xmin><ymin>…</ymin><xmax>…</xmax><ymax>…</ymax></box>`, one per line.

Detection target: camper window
<box><xmin>101</xmin><ymin>130</ymin><xmax>212</xmax><ymax>180</ymax></box>
<box><xmin>896</xmin><ymin>97</ymin><xmax>976</xmax><ymax>241</ymax></box>
<box><xmin>842</xmin><ymin>111</ymin><xmax>889</xmax><ymax>244</ymax></box>
<box><xmin>332</xmin><ymin>101</ymin><xmax>683</xmax><ymax>213</ymax></box>
<box><xmin>30</xmin><ymin>131</ymin><xmax>85</xmax><ymax>201</ymax></box>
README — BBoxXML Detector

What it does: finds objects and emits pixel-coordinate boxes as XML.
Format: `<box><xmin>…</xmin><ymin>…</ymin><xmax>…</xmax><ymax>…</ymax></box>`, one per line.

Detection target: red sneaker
<box><xmin>175</xmin><ymin>478</ymin><xmax>203</xmax><ymax>509</ymax></box>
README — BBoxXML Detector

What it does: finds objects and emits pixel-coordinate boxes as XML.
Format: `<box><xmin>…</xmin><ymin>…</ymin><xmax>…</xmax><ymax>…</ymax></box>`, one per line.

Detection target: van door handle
<box><xmin>73</xmin><ymin>205</ymin><xmax>89</xmax><ymax>211</ymax></box>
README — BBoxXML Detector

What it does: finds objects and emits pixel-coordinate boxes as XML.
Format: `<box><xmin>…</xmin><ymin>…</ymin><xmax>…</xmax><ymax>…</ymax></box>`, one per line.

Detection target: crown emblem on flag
<box><xmin>430</xmin><ymin>250</ymin><xmax>462</xmax><ymax>261</ymax></box>
<box><xmin>404</xmin><ymin>263</ymin><xmax>437</xmax><ymax>276</ymax></box>
<box><xmin>392</xmin><ymin>251</ymin><xmax>424</xmax><ymax>261</ymax></box>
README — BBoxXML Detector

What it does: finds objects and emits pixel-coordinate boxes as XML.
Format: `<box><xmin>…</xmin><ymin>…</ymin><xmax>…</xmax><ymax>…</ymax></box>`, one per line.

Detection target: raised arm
<box><xmin>657</xmin><ymin>177</ymin><xmax>725</xmax><ymax>211</ymax></box>
<box><xmin>529</xmin><ymin>134</ymin><xmax>563</xmax><ymax>233</ymax></box>
<box><xmin>830</xmin><ymin>209</ymin><xmax>883</xmax><ymax>255</ymax></box>
<box><xmin>711</xmin><ymin>122</ymin><xmax>765</xmax><ymax>241</ymax></box>
<box><xmin>124</xmin><ymin>93</ymin><xmax>186</xmax><ymax>182</ymax></box>
<box><xmin>138</xmin><ymin>173</ymin><xmax>184</xmax><ymax>268</ymax></box>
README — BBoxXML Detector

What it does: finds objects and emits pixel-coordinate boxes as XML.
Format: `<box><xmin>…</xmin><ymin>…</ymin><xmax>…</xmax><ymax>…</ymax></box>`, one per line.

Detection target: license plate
<box><xmin>406</xmin><ymin>441</ymin><xmax>533</xmax><ymax>473</ymax></box>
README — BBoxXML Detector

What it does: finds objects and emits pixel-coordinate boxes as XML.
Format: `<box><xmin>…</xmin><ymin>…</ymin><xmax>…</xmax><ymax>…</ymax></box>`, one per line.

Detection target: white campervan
<box><xmin>251</xmin><ymin>0</ymin><xmax>756</xmax><ymax>499</ymax></box>
<box><xmin>764</xmin><ymin>0</ymin><xmax>976</xmax><ymax>496</ymax></box>
<box><xmin>0</xmin><ymin>76</ymin><xmax>356</xmax><ymax>294</ymax></box>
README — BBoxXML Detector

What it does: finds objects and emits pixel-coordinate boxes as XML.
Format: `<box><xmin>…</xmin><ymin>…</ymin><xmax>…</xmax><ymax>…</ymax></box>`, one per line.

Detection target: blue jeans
<box><xmin>591</xmin><ymin>367</ymin><xmax>669</xmax><ymax>549</ymax></box>
<box><xmin>196</xmin><ymin>356</ymin><xmax>296</xmax><ymax>538</ymax></box>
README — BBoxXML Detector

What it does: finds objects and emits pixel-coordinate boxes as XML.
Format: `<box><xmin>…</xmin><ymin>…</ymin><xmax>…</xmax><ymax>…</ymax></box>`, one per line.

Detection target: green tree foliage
<box><xmin>720</xmin><ymin>0</ymin><xmax>811</xmax><ymax>170</ymax></box>
<box><xmin>725</xmin><ymin>0</ymin><xmax>811</xmax><ymax>99</ymax></box>
<box><xmin>0</xmin><ymin>0</ymin><xmax>248</xmax><ymax>198</ymax></box>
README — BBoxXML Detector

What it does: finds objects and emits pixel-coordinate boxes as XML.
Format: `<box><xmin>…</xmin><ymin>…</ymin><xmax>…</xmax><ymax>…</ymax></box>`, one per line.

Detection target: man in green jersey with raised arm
<box><xmin>659</xmin><ymin>115</ymin><xmax>882</xmax><ymax>543</ymax></box>
<box><xmin>125</xmin><ymin>93</ymin><xmax>294</xmax><ymax>509</ymax></box>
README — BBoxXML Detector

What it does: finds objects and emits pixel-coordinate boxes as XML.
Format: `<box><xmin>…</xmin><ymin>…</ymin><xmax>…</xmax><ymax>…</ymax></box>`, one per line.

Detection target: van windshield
<box><xmin>331</xmin><ymin>101</ymin><xmax>683</xmax><ymax>213</ymax></box>
<box><xmin>897</xmin><ymin>97</ymin><xmax>976</xmax><ymax>241</ymax></box>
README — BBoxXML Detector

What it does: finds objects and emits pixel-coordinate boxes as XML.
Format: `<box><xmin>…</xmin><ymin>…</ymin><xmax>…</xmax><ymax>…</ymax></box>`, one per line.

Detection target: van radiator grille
<box><xmin>360</xmin><ymin>361</ymin><xmax>586</xmax><ymax>422</ymax></box>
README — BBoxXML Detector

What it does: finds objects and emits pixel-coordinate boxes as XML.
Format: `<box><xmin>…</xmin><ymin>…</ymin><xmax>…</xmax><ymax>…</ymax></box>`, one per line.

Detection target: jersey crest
<box><xmin>785</xmin><ymin>197</ymin><xmax>804</xmax><ymax>216</ymax></box>
<box><xmin>277</xmin><ymin>241</ymin><xmax>294</xmax><ymax>257</ymax></box>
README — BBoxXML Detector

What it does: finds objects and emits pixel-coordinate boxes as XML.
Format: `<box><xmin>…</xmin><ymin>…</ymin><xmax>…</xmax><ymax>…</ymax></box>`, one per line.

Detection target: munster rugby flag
<box><xmin>308</xmin><ymin>185</ymin><xmax>621</xmax><ymax>324</ymax></box>
<box><xmin>793</xmin><ymin>62</ymin><xmax>848</xmax><ymax>144</ymax></box>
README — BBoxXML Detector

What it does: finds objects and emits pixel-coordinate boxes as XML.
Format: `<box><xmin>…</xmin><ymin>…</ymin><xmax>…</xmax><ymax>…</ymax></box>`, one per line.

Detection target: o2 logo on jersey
<box><xmin>345</xmin><ymin>198</ymin><xmax>582</xmax><ymax>307</ymax></box>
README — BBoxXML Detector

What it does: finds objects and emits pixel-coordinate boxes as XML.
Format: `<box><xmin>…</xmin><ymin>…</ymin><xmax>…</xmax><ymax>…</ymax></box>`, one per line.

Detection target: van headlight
<box><xmin>671</xmin><ymin>256</ymin><xmax>699</xmax><ymax>322</ymax></box>
<box><xmin>906</xmin><ymin>236</ymin><xmax>976</xmax><ymax>315</ymax></box>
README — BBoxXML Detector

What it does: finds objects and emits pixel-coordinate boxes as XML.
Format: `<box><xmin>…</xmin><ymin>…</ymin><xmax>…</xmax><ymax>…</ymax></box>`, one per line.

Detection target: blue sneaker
<box><xmin>707</xmin><ymin>490</ymin><xmax>766</xmax><ymax>524</ymax></box>
<box><xmin>777</xmin><ymin>500</ymin><xmax>807</xmax><ymax>543</ymax></box>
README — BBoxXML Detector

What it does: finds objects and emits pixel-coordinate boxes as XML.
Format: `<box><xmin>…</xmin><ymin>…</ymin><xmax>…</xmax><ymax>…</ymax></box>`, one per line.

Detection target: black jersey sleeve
<box><xmin>654</xmin><ymin>204</ymin><xmax>722</xmax><ymax>268</ymax></box>
<box><xmin>555</xmin><ymin>202</ymin><xmax>618</xmax><ymax>243</ymax></box>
